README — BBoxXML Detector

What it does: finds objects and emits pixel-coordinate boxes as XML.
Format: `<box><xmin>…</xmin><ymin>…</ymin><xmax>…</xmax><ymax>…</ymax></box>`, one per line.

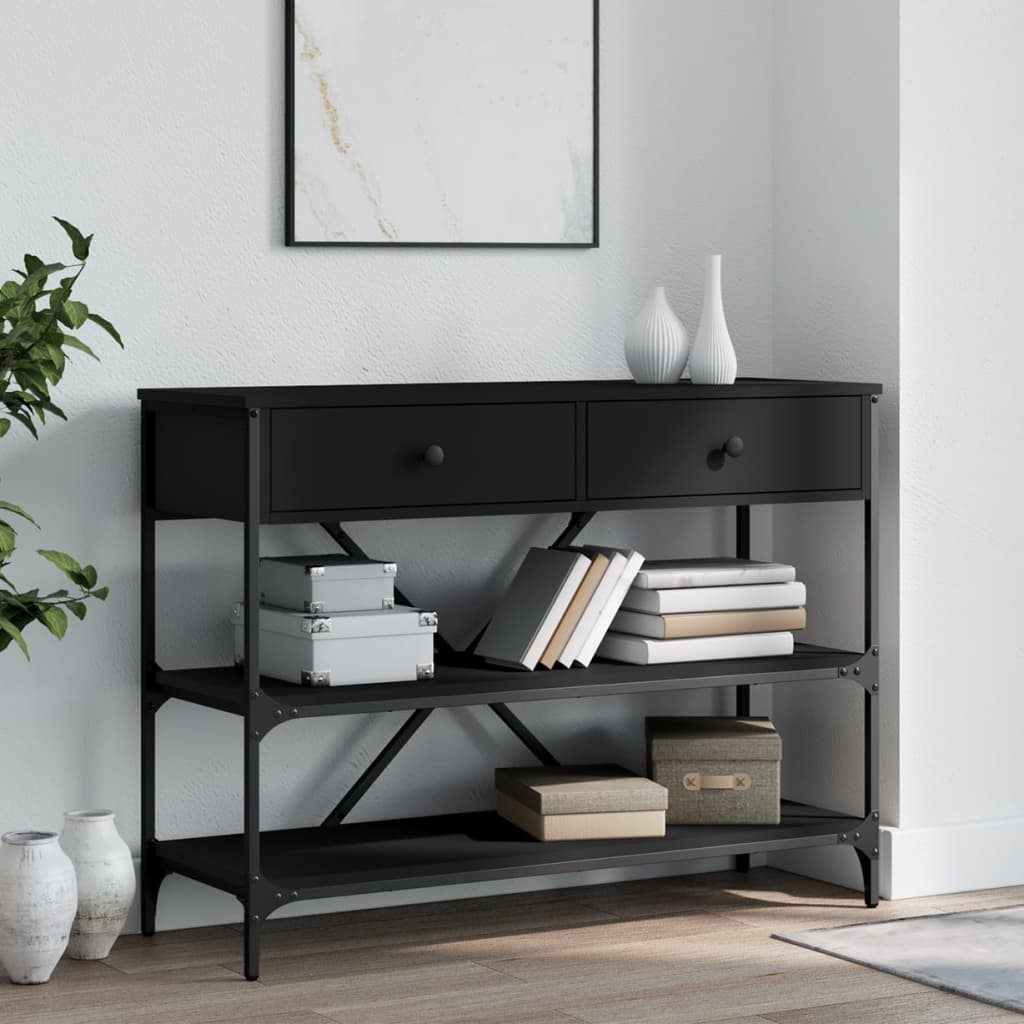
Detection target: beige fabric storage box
<box><xmin>646</xmin><ymin>717</ymin><xmax>782</xmax><ymax>825</ymax></box>
<box><xmin>495</xmin><ymin>764</ymin><xmax>668</xmax><ymax>841</ymax></box>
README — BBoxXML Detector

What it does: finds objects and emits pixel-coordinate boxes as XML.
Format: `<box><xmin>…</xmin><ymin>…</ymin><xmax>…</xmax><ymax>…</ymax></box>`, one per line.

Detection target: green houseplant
<box><xmin>0</xmin><ymin>218</ymin><xmax>122</xmax><ymax>658</ymax></box>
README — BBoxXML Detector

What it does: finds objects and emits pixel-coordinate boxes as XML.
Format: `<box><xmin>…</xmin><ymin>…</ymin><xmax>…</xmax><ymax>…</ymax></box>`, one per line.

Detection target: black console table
<box><xmin>138</xmin><ymin>378</ymin><xmax>882</xmax><ymax>980</ymax></box>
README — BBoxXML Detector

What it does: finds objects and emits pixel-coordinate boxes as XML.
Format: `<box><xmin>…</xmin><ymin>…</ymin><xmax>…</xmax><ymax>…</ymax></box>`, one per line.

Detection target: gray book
<box><xmin>632</xmin><ymin>557</ymin><xmax>796</xmax><ymax>590</ymax></box>
<box><xmin>476</xmin><ymin>547</ymin><xmax>591</xmax><ymax>670</ymax></box>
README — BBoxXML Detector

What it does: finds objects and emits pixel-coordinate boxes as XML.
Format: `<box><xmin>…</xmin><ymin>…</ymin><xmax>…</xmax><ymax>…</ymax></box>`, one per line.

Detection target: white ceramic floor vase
<box><xmin>624</xmin><ymin>286</ymin><xmax>690</xmax><ymax>383</ymax></box>
<box><xmin>60</xmin><ymin>810</ymin><xmax>135</xmax><ymax>960</ymax></box>
<box><xmin>689</xmin><ymin>255</ymin><xmax>738</xmax><ymax>384</ymax></box>
<box><xmin>0</xmin><ymin>832</ymin><xmax>78</xmax><ymax>984</ymax></box>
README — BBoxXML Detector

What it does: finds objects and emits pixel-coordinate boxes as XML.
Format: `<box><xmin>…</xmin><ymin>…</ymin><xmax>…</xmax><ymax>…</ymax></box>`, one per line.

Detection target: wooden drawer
<box><xmin>270</xmin><ymin>403</ymin><xmax>576</xmax><ymax>512</ymax></box>
<box><xmin>587</xmin><ymin>396</ymin><xmax>862</xmax><ymax>500</ymax></box>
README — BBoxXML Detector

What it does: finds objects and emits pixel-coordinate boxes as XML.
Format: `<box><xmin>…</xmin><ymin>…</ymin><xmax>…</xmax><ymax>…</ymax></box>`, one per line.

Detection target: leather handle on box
<box><xmin>682</xmin><ymin>772</ymin><xmax>752</xmax><ymax>791</ymax></box>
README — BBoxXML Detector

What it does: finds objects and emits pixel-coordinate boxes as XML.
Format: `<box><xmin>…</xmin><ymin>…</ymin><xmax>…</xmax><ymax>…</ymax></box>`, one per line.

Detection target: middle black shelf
<box><xmin>150</xmin><ymin>642</ymin><xmax>864</xmax><ymax>719</ymax></box>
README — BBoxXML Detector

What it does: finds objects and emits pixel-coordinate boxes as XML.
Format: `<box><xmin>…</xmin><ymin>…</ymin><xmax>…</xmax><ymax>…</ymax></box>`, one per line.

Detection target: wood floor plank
<box><xmin>559</xmin><ymin>962</ymin><xmax>928</xmax><ymax>1023</ymax></box>
<box><xmin>763</xmin><ymin>990</ymin><xmax>1024</xmax><ymax>1024</ymax></box>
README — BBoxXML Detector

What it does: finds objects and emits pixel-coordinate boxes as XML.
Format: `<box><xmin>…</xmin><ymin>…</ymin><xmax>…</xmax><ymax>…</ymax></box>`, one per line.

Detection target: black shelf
<box><xmin>151</xmin><ymin>644</ymin><xmax>864</xmax><ymax>719</ymax></box>
<box><xmin>153</xmin><ymin>802</ymin><xmax>860</xmax><ymax>901</ymax></box>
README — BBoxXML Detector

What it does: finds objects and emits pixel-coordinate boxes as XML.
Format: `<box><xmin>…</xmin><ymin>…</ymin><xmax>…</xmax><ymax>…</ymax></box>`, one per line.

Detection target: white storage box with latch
<box><xmin>231</xmin><ymin>604</ymin><xmax>437</xmax><ymax>686</ymax></box>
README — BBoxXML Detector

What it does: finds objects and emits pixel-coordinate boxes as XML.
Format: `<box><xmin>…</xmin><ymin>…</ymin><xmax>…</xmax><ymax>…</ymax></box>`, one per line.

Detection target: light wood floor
<box><xmin>2</xmin><ymin>868</ymin><xmax>1022</xmax><ymax>1023</ymax></box>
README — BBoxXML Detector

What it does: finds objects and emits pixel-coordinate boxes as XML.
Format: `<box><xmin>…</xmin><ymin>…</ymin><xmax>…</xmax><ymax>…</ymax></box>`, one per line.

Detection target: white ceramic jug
<box><xmin>0</xmin><ymin>831</ymin><xmax>78</xmax><ymax>984</ymax></box>
<box><xmin>60</xmin><ymin>810</ymin><xmax>135</xmax><ymax>960</ymax></box>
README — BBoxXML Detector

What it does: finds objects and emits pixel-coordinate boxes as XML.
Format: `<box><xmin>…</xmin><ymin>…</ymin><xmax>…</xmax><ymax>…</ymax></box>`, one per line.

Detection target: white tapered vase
<box><xmin>60</xmin><ymin>811</ymin><xmax>135</xmax><ymax>961</ymax></box>
<box><xmin>624</xmin><ymin>286</ymin><xmax>690</xmax><ymax>383</ymax></box>
<box><xmin>0</xmin><ymin>832</ymin><xmax>78</xmax><ymax>984</ymax></box>
<box><xmin>689</xmin><ymin>255</ymin><xmax>738</xmax><ymax>385</ymax></box>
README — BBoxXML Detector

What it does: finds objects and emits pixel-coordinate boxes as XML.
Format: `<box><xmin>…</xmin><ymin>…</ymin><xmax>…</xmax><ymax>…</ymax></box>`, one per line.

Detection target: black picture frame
<box><xmin>285</xmin><ymin>0</ymin><xmax>599</xmax><ymax>248</ymax></box>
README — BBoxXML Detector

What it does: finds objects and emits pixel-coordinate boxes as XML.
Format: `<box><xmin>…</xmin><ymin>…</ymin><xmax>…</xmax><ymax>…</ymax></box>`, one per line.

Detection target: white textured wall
<box><xmin>891</xmin><ymin>0</ymin><xmax>1024</xmax><ymax>896</ymax></box>
<box><xmin>1</xmin><ymin>0</ymin><xmax>774</xmax><ymax>927</ymax></box>
<box><xmin>767</xmin><ymin>0</ymin><xmax>899</xmax><ymax>890</ymax></box>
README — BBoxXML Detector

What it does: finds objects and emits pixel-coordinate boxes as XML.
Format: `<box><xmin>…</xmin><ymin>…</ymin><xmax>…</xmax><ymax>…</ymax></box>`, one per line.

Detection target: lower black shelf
<box><xmin>153</xmin><ymin>802</ymin><xmax>860</xmax><ymax>905</ymax></box>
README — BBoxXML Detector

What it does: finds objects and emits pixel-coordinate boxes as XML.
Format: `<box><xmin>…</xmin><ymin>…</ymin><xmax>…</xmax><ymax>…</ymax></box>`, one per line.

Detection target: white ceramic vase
<box><xmin>0</xmin><ymin>831</ymin><xmax>78</xmax><ymax>984</ymax></box>
<box><xmin>60</xmin><ymin>810</ymin><xmax>135</xmax><ymax>960</ymax></box>
<box><xmin>689</xmin><ymin>255</ymin><xmax>738</xmax><ymax>385</ymax></box>
<box><xmin>624</xmin><ymin>286</ymin><xmax>690</xmax><ymax>383</ymax></box>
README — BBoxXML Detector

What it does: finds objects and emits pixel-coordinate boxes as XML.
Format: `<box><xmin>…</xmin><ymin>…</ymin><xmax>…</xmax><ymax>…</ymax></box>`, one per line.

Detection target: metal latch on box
<box><xmin>682</xmin><ymin>772</ymin><xmax>752</xmax><ymax>791</ymax></box>
<box><xmin>301</xmin><ymin>617</ymin><xmax>332</xmax><ymax>634</ymax></box>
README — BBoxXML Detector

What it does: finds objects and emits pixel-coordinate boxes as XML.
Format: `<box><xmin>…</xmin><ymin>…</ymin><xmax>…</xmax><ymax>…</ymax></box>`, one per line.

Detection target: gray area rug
<box><xmin>775</xmin><ymin>905</ymin><xmax>1024</xmax><ymax>1013</ymax></box>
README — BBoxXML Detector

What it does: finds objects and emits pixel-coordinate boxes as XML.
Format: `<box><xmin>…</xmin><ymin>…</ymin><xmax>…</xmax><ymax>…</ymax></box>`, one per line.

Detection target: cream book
<box><xmin>597</xmin><ymin>630</ymin><xmax>795</xmax><ymax>665</ymax></box>
<box><xmin>632</xmin><ymin>558</ymin><xmax>796</xmax><ymax>590</ymax></box>
<box><xmin>568</xmin><ymin>546</ymin><xmax>645</xmax><ymax>666</ymax></box>
<box><xmin>556</xmin><ymin>551</ymin><xmax>626</xmax><ymax>668</ymax></box>
<box><xmin>496</xmin><ymin>793</ymin><xmax>666</xmax><ymax>841</ymax></box>
<box><xmin>621</xmin><ymin>581</ymin><xmax>806</xmax><ymax>615</ymax></box>
<box><xmin>476</xmin><ymin>548</ymin><xmax>591</xmax><ymax>670</ymax></box>
<box><xmin>612</xmin><ymin>606</ymin><xmax>806</xmax><ymax>640</ymax></box>
<box><xmin>538</xmin><ymin>553</ymin><xmax>610</xmax><ymax>669</ymax></box>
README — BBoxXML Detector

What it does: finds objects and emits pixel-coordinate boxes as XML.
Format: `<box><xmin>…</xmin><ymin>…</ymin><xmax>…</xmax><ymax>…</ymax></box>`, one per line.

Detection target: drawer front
<box><xmin>271</xmin><ymin>403</ymin><xmax>576</xmax><ymax>512</ymax></box>
<box><xmin>587</xmin><ymin>396</ymin><xmax>862</xmax><ymax>499</ymax></box>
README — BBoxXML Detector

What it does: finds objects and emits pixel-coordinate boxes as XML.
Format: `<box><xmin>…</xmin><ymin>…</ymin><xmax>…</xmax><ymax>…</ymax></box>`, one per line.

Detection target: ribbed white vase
<box><xmin>689</xmin><ymin>255</ymin><xmax>738</xmax><ymax>385</ymax></box>
<box><xmin>60</xmin><ymin>810</ymin><xmax>135</xmax><ymax>960</ymax></box>
<box><xmin>0</xmin><ymin>832</ymin><xmax>77</xmax><ymax>984</ymax></box>
<box><xmin>624</xmin><ymin>286</ymin><xmax>690</xmax><ymax>383</ymax></box>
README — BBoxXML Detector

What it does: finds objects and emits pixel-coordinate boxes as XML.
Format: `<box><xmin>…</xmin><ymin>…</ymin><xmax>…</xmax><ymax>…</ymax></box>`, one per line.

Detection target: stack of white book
<box><xmin>596</xmin><ymin>558</ymin><xmax>806</xmax><ymax>666</ymax></box>
<box><xmin>475</xmin><ymin>545</ymin><xmax>645</xmax><ymax>671</ymax></box>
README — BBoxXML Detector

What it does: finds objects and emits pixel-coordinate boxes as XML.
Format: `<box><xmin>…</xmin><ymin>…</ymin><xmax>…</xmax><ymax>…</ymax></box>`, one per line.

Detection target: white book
<box><xmin>570</xmin><ymin>546</ymin><xmax>646</xmax><ymax>667</ymax></box>
<box><xmin>476</xmin><ymin>548</ymin><xmax>591</xmax><ymax>671</ymax></box>
<box><xmin>621</xmin><ymin>580</ymin><xmax>806</xmax><ymax>615</ymax></box>
<box><xmin>556</xmin><ymin>551</ymin><xmax>627</xmax><ymax>667</ymax></box>
<box><xmin>632</xmin><ymin>558</ymin><xmax>796</xmax><ymax>590</ymax></box>
<box><xmin>597</xmin><ymin>630</ymin><xmax>795</xmax><ymax>666</ymax></box>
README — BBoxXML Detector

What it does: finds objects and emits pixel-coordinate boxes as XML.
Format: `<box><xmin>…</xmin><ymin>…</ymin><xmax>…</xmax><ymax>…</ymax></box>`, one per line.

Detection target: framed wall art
<box><xmin>286</xmin><ymin>0</ymin><xmax>598</xmax><ymax>247</ymax></box>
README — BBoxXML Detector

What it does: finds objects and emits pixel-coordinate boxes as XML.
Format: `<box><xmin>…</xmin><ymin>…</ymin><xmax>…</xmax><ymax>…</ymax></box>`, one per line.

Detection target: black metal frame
<box><xmin>284</xmin><ymin>0</ymin><xmax>600</xmax><ymax>248</ymax></box>
<box><xmin>139</xmin><ymin>384</ymin><xmax>882</xmax><ymax>980</ymax></box>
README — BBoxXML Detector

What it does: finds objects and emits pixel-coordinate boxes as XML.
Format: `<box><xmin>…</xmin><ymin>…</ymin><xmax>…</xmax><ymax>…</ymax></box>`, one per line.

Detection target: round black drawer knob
<box><xmin>423</xmin><ymin>444</ymin><xmax>445</xmax><ymax>466</ymax></box>
<box><xmin>723</xmin><ymin>436</ymin><xmax>744</xmax><ymax>459</ymax></box>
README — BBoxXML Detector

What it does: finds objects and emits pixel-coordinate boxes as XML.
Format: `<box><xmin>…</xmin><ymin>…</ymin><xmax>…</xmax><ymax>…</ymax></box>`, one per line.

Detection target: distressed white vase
<box><xmin>60</xmin><ymin>810</ymin><xmax>135</xmax><ymax>960</ymax></box>
<box><xmin>689</xmin><ymin>255</ymin><xmax>738</xmax><ymax>384</ymax></box>
<box><xmin>0</xmin><ymin>832</ymin><xmax>77</xmax><ymax>984</ymax></box>
<box><xmin>624</xmin><ymin>286</ymin><xmax>690</xmax><ymax>383</ymax></box>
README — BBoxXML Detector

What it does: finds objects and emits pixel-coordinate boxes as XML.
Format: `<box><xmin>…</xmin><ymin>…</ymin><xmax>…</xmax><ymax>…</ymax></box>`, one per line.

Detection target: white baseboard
<box><xmin>123</xmin><ymin>854</ymin><xmax>768</xmax><ymax>934</ymax></box>
<box><xmin>881</xmin><ymin>817</ymin><xmax>1024</xmax><ymax>899</ymax></box>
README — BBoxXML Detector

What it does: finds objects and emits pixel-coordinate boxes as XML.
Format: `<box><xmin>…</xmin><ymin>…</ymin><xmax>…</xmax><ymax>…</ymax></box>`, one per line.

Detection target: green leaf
<box><xmin>36</xmin><ymin>548</ymin><xmax>83</xmax><ymax>579</ymax></box>
<box><xmin>67</xmin><ymin>600</ymin><xmax>87</xmax><ymax>621</ymax></box>
<box><xmin>0</xmin><ymin>523</ymin><xmax>15</xmax><ymax>555</ymax></box>
<box><xmin>38</xmin><ymin>606</ymin><xmax>68</xmax><ymax>640</ymax></box>
<box><xmin>0</xmin><ymin>419</ymin><xmax>9</xmax><ymax>438</ymax></box>
<box><xmin>24</xmin><ymin>254</ymin><xmax>43</xmax><ymax>275</ymax></box>
<box><xmin>53</xmin><ymin>217</ymin><xmax>91</xmax><ymax>260</ymax></box>
<box><xmin>59</xmin><ymin>334</ymin><xmax>98</xmax><ymax>361</ymax></box>
<box><xmin>0</xmin><ymin>501</ymin><xmax>38</xmax><ymax>527</ymax></box>
<box><xmin>0</xmin><ymin>615</ymin><xmax>29</xmax><ymax>659</ymax></box>
<box><xmin>91</xmin><ymin>585</ymin><xmax>109</xmax><ymax>601</ymax></box>
<box><xmin>62</xmin><ymin>300</ymin><xmax>89</xmax><ymax>329</ymax></box>
<box><xmin>81</xmin><ymin>564</ymin><xmax>98</xmax><ymax>589</ymax></box>
<box><xmin>86</xmin><ymin>312</ymin><xmax>123</xmax><ymax>348</ymax></box>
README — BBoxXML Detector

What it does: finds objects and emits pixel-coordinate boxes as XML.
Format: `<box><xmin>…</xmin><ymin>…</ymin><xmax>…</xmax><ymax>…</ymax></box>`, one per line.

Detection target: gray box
<box><xmin>231</xmin><ymin>604</ymin><xmax>436</xmax><ymax>686</ymax></box>
<box><xmin>259</xmin><ymin>555</ymin><xmax>396</xmax><ymax>613</ymax></box>
<box><xmin>646</xmin><ymin>717</ymin><xmax>782</xmax><ymax>825</ymax></box>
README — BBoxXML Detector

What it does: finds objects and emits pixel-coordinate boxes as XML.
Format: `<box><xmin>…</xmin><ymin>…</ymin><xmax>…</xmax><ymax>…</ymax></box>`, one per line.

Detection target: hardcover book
<box><xmin>538</xmin><ymin>553</ymin><xmax>610</xmax><ymax>669</ymax></box>
<box><xmin>556</xmin><ymin>550</ymin><xmax>626</xmax><ymax>668</ymax></box>
<box><xmin>565</xmin><ymin>546</ymin><xmax>645</xmax><ymax>666</ymax></box>
<box><xmin>611</xmin><ymin>606</ymin><xmax>806</xmax><ymax>640</ymax></box>
<box><xmin>476</xmin><ymin>547</ymin><xmax>591</xmax><ymax>670</ymax></box>
<box><xmin>621</xmin><ymin>580</ymin><xmax>806</xmax><ymax>615</ymax></box>
<box><xmin>596</xmin><ymin>630</ymin><xmax>795</xmax><ymax>665</ymax></box>
<box><xmin>632</xmin><ymin>557</ymin><xmax>796</xmax><ymax>590</ymax></box>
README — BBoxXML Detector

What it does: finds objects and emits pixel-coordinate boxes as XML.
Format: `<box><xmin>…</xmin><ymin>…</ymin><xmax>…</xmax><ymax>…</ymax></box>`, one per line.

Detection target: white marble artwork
<box><xmin>290</xmin><ymin>0</ymin><xmax>595</xmax><ymax>244</ymax></box>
